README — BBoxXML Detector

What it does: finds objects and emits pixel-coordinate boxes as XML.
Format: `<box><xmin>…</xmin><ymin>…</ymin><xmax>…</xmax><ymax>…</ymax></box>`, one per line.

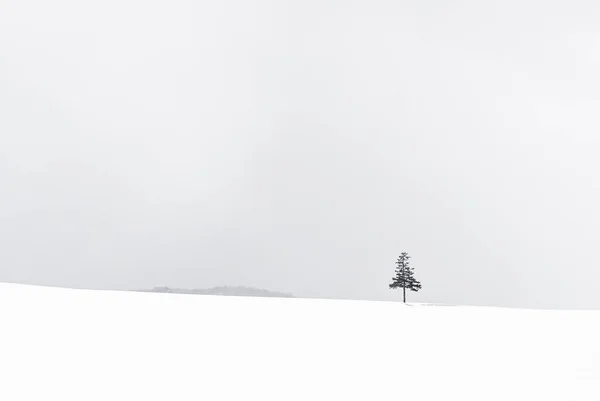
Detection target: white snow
<box><xmin>1</xmin><ymin>283</ymin><xmax>599</xmax><ymax>400</ymax></box>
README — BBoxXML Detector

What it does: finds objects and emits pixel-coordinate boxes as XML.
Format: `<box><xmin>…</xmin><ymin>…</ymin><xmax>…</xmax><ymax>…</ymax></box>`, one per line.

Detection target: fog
<box><xmin>2</xmin><ymin>0</ymin><xmax>600</xmax><ymax>308</ymax></box>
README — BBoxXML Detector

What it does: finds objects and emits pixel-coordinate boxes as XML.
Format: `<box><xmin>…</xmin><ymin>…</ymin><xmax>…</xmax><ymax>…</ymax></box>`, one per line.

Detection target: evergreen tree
<box><xmin>389</xmin><ymin>252</ymin><xmax>422</xmax><ymax>303</ymax></box>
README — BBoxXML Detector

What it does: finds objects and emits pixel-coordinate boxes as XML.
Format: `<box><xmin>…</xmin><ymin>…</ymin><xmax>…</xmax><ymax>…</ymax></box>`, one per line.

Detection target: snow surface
<box><xmin>1</xmin><ymin>283</ymin><xmax>599</xmax><ymax>400</ymax></box>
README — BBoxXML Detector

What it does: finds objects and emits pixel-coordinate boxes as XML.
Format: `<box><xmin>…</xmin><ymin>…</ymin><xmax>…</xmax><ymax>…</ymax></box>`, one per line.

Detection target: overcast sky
<box><xmin>1</xmin><ymin>0</ymin><xmax>599</xmax><ymax>309</ymax></box>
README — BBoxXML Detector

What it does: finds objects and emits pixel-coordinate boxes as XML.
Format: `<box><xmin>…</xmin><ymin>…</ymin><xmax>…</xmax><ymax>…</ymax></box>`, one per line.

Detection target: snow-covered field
<box><xmin>1</xmin><ymin>283</ymin><xmax>599</xmax><ymax>400</ymax></box>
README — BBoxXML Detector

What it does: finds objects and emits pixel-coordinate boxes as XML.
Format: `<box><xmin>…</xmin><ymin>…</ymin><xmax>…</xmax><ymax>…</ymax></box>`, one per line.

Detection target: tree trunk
<box><xmin>403</xmin><ymin>286</ymin><xmax>406</xmax><ymax>303</ymax></box>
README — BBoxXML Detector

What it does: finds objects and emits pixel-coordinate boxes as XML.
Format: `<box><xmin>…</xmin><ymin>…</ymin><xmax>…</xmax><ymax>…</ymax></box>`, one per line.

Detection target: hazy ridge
<box><xmin>138</xmin><ymin>286</ymin><xmax>294</xmax><ymax>298</ymax></box>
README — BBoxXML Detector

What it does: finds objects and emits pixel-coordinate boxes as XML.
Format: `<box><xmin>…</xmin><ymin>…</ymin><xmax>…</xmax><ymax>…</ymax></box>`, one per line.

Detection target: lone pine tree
<box><xmin>389</xmin><ymin>252</ymin><xmax>422</xmax><ymax>303</ymax></box>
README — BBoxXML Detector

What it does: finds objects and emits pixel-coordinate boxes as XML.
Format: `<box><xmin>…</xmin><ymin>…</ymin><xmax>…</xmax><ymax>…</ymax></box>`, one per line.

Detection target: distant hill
<box><xmin>139</xmin><ymin>286</ymin><xmax>293</xmax><ymax>298</ymax></box>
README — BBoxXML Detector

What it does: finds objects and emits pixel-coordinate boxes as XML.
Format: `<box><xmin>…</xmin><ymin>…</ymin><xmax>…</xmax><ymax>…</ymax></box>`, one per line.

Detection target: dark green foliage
<box><xmin>389</xmin><ymin>252</ymin><xmax>422</xmax><ymax>303</ymax></box>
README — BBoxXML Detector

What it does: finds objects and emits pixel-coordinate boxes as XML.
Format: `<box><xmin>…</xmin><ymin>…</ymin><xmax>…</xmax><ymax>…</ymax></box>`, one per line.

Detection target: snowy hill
<box><xmin>1</xmin><ymin>283</ymin><xmax>599</xmax><ymax>400</ymax></box>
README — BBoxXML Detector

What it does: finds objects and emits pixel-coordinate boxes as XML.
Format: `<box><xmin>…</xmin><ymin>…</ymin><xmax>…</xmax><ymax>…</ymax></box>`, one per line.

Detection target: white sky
<box><xmin>1</xmin><ymin>0</ymin><xmax>600</xmax><ymax>308</ymax></box>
